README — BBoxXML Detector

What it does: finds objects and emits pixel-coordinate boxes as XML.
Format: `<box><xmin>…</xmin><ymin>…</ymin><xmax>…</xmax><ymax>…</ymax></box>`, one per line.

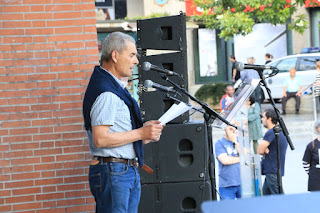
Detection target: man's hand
<box><xmin>140</xmin><ymin>120</ymin><xmax>163</xmax><ymax>144</ymax></box>
<box><xmin>296</xmin><ymin>92</ymin><xmax>301</xmax><ymax>97</ymax></box>
<box><xmin>282</xmin><ymin>93</ymin><xmax>287</xmax><ymax>97</ymax></box>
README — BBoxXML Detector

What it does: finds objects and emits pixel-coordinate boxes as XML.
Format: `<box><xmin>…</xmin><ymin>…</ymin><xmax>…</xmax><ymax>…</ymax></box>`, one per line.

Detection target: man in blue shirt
<box><xmin>257</xmin><ymin>109</ymin><xmax>288</xmax><ymax>195</ymax></box>
<box><xmin>215</xmin><ymin>125</ymin><xmax>241</xmax><ymax>200</ymax></box>
<box><xmin>281</xmin><ymin>68</ymin><xmax>302</xmax><ymax>115</ymax></box>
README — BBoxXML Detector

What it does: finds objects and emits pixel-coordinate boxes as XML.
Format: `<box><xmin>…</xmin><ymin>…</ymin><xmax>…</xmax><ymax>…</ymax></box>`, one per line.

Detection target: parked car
<box><xmin>261</xmin><ymin>52</ymin><xmax>320</xmax><ymax>102</ymax></box>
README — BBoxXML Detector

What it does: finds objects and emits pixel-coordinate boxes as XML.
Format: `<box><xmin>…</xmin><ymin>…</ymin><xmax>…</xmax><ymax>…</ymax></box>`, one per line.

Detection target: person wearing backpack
<box><xmin>302</xmin><ymin>120</ymin><xmax>320</xmax><ymax>191</ymax></box>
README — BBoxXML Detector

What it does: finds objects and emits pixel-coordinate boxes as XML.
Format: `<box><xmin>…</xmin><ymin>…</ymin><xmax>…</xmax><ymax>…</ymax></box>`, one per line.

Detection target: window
<box><xmin>297</xmin><ymin>56</ymin><xmax>320</xmax><ymax>71</ymax></box>
<box><xmin>275</xmin><ymin>57</ymin><xmax>297</xmax><ymax>73</ymax></box>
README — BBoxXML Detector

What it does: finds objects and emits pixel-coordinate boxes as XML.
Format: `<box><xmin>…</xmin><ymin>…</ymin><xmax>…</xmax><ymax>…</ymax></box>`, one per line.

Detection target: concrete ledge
<box><xmin>285</xmin><ymin>94</ymin><xmax>314</xmax><ymax>114</ymax></box>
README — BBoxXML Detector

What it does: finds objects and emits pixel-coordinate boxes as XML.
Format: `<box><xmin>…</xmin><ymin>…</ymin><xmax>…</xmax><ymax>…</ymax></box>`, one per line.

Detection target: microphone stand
<box><xmin>255</xmin><ymin>68</ymin><xmax>293</xmax><ymax>195</ymax></box>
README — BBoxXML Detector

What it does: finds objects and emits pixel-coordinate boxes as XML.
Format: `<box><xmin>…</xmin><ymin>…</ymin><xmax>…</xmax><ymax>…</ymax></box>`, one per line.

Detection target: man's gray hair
<box><xmin>314</xmin><ymin>120</ymin><xmax>320</xmax><ymax>135</ymax></box>
<box><xmin>101</xmin><ymin>32</ymin><xmax>136</xmax><ymax>62</ymax></box>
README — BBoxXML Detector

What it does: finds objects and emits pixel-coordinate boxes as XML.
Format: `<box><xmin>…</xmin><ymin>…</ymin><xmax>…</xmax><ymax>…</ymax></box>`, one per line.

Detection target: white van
<box><xmin>261</xmin><ymin>53</ymin><xmax>320</xmax><ymax>102</ymax></box>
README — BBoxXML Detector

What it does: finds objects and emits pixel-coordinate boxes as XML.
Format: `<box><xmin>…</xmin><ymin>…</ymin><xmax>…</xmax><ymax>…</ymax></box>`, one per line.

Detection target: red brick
<box><xmin>26</xmin><ymin>28</ymin><xmax>54</xmax><ymax>35</ymax></box>
<box><xmin>77</xmin><ymin>33</ymin><xmax>97</xmax><ymax>41</ymax></box>
<box><xmin>35</xmin><ymin>163</ymin><xmax>63</xmax><ymax>171</ymax></box>
<box><xmin>41</xmin><ymin>156</ymin><xmax>55</xmax><ymax>163</ymax></box>
<box><xmin>53</xmin><ymin>109</ymin><xmax>82</xmax><ymax>117</ymax></box>
<box><xmin>52</xmin><ymin>80</ymin><xmax>79</xmax><ymax>88</ymax></box>
<box><xmin>12</xmin><ymin>187</ymin><xmax>41</xmax><ymax>196</ymax></box>
<box><xmin>23</xmin><ymin>0</ymin><xmax>51</xmax><ymax>3</ymax></box>
<box><xmin>0</xmin><ymin>74</ymin><xmax>28</xmax><ymax>83</ymax></box>
<box><xmin>47</xmin><ymin>20</ymin><xmax>76</xmax><ymax>27</ymax></box>
<box><xmin>42</xmin><ymin>171</ymin><xmax>56</xmax><ymax>178</ymax></box>
<box><xmin>32</xmin><ymin>118</ymin><xmax>60</xmax><ymax>126</ymax></box>
<box><xmin>58</xmin><ymin>183</ymin><xmax>85</xmax><ymax>191</ymax></box>
<box><xmin>35</xmin><ymin>51</ymin><xmax>49</xmax><ymax>58</ymax></box>
<box><xmin>38</xmin><ymin>112</ymin><xmax>53</xmax><ymax>119</ymax></box>
<box><xmin>24</xmin><ymin>13</ymin><xmax>53</xmax><ymax>20</ymax></box>
<box><xmin>0</xmin><ymin>90</ymin><xmax>28</xmax><ymax>98</ymax></box>
<box><xmin>36</xmin><ymin>82</ymin><xmax>51</xmax><ymax>89</ymax></box>
<box><xmin>57</xmin><ymin>56</ymin><xmax>85</xmax><ymax>65</ymax></box>
<box><xmin>60</xmin><ymin>102</ymin><xmax>82</xmax><ymax>110</ymax></box>
<box><xmin>75</xmin><ymin>3</ymin><xmax>95</xmax><ymax>11</ymax></box>
<box><xmin>0</xmin><ymin>160</ymin><xmax>10</xmax><ymax>167</ymax></box>
<box><xmin>0</xmin><ymin>13</ymin><xmax>23</xmax><ymax>20</ymax></box>
<box><xmin>0</xmin><ymin>145</ymin><xmax>9</xmax><ymax>152</ymax></box>
<box><xmin>5</xmin><ymin>180</ymin><xmax>34</xmax><ymax>189</ymax></box>
<box><xmin>48</xmin><ymin>34</ymin><xmax>77</xmax><ymax>43</ymax></box>
<box><xmin>0</xmin><ymin>205</ymin><xmax>12</xmax><ymax>212</ymax></box>
<box><xmin>3</xmin><ymin>35</ymin><xmax>32</xmax><ymax>43</ymax></box>
<box><xmin>35</xmin><ymin>178</ymin><xmax>63</xmax><ymax>186</ymax></box>
<box><xmin>10</xmin><ymin>128</ymin><xmax>38</xmax><ymax>135</ymax></box>
<box><xmin>36</xmin><ymin>66</ymin><xmax>50</xmax><ymax>73</ymax></box>
<box><xmin>0</xmin><ymin>105</ymin><xmax>30</xmax><ymax>113</ymax></box>
<box><xmin>50</xmin><ymin>64</ymin><xmax>78</xmax><ymax>72</ymax></box>
<box><xmin>37</xmin><ymin>208</ymin><xmax>66</xmax><ymax>213</ymax></box>
<box><xmin>9</xmin><ymin>112</ymin><xmax>38</xmax><ymax>120</ymax></box>
<box><xmin>79</xmin><ymin>48</ymin><xmax>98</xmax><ymax>56</ymax></box>
<box><xmin>65</xmin><ymin>189</ymin><xmax>91</xmax><ymax>198</ymax></box>
<box><xmin>56</xmin><ymin>41</ymin><xmax>84</xmax><ymax>50</ymax></box>
<box><xmin>34</xmin><ymin>148</ymin><xmax>62</xmax><ymax>156</ymax></box>
<box><xmin>31</xmin><ymin>104</ymin><xmax>59</xmax><ymax>112</ymax></box>
<box><xmin>80</xmin><ymin>63</ymin><xmax>96</xmax><ymax>71</ymax></box>
<box><xmin>55</xmin><ymin>26</ymin><xmax>83</xmax><ymax>34</ymax></box>
<box><xmin>4</xmin><ymin>150</ymin><xmax>33</xmax><ymax>159</ymax></box>
<box><xmin>57</xmin><ymin>198</ymin><xmax>85</xmax><ymax>206</ymax></box>
<box><xmin>12</xmin><ymin>172</ymin><xmax>41</xmax><ymax>180</ymax></box>
<box><xmin>50</xmin><ymin>50</ymin><xmax>78</xmax><ymax>58</ymax></box>
<box><xmin>52</xmin><ymin>95</ymin><xmax>81</xmax><ymax>102</ymax></box>
<box><xmin>42</xmin><ymin>186</ymin><xmax>56</xmax><ymax>193</ymax></box>
<box><xmin>54</xmin><ymin>12</ymin><xmax>82</xmax><ymax>19</ymax></box>
<box><xmin>4</xmin><ymin>52</ymin><xmax>33</xmax><ymax>59</ymax></box>
<box><xmin>0</xmin><ymin>5</ymin><xmax>28</xmax><ymax>12</ymax></box>
<box><xmin>28</xmin><ymin>73</ymin><xmax>56</xmax><ymax>81</ymax></box>
<box><xmin>62</xmin><ymin>132</ymin><xmax>86</xmax><ymax>140</ymax></box>
<box><xmin>6</xmin><ymin>195</ymin><xmax>35</xmax><ymax>204</ymax></box>
<box><xmin>32</xmin><ymin>21</ymin><xmax>46</xmax><ymax>27</ymax></box>
<box><xmin>11</xmin><ymin>143</ymin><xmax>39</xmax><ymax>150</ymax></box>
<box><xmin>45</xmin><ymin>5</ymin><xmax>74</xmax><ymax>11</ymax></box>
<box><xmin>4</xmin><ymin>165</ymin><xmax>34</xmax><ymax>174</ymax></box>
<box><xmin>66</xmin><ymin>205</ymin><xmax>94</xmax><ymax>213</ymax></box>
<box><xmin>28</xmin><ymin>58</ymin><xmax>56</xmax><ymax>66</ymax></box>
<box><xmin>59</xmin><ymin>86</ymin><xmax>86</xmax><ymax>94</ymax></box>
<box><xmin>52</xmin><ymin>0</ymin><xmax>81</xmax><ymax>3</ymax></box>
<box><xmin>26</xmin><ymin>43</ymin><xmax>55</xmax><ymax>51</ymax></box>
<box><xmin>63</xmin><ymin>146</ymin><xmax>89</xmax><ymax>154</ymax></box>
<box><xmin>55</xmin><ymin>139</ymin><xmax>83</xmax><ymax>147</ymax></box>
<box><xmin>56</xmin><ymin>168</ymin><xmax>85</xmax><ymax>177</ymax></box>
<box><xmin>56</xmin><ymin>153</ymin><xmax>85</xmax><ymax>162</ymax></box>
<box><xmin>5</xmin><ymin>67</ymin><xmax>35</xmax><ymax>74</ymax></box>
<box><xmin>11</xmin><ymin>158</ymin><xmax>40</xmax><ymax>166</ymax></box>
<box><xmin>58</xmin><ymin>71</ymin><xmax>86</xmax><ymax>79</ymax></box>
<box><xmin>40</xmin><ymin>142</ymin><xmax>55</xmax><ymax>148</ymax></box>
<box><xmin>83</xmin><ymin>11</ymin><xmax>96</xmax><ymax>18</ymax></box>
<box><xmin>55</xmin><ymin>125</ymin><xmax>83</xmax><ymax>133</ymax></box>
<box><xmin>30</xmin><ymin>5</ymin><xmax>44</xmax><ymax>12</ymax></box>
<box><xmin>7</xmin><ymin>82</ymin><xmax>36</xmax><ymax>90</ymax></box>
<box><xmin>37</xmin><ymin>96</ymin><xmax>52</xmax><ymax>103</ymax></box>
<box><xmin>33</xmin><ymin>36</ymin><xmax>47</xmax><ymax>43</ymax></box>
<box><xmin>40</xmin><ymin>127</ymin><xmax>54</xmax><ymax>134</ymax></box>
<box><xmin>0</xmin><ymin>44</ymin><xmax>25</xmax><ymax>52</ymax></box>
<box><xmin>86</xmin><ymin>55</ymin><xmax>99</xmax><ymax>63</ymax></box>
<box><xmin>0</xmin><ymin>29</ymin><xmax>24</xmax><ymax>35</ymax></box>
<box><xmin>29</xmin><ymin>88</ymin><xmax>58</xmax><ymax>97</ymax></box>
<box><xmin>13</xmin><ymin>202</ymin><xmax>42</xmax><ymax>211</ymax></box>
<box><xmin>60</xmin><ymin>116</ymin><xmax>83</xmax><ymax>124</ymax></box>
<box><xmin>3</xmin><ymin>135</ymin><xmax>32</xmax><ymax>143</ymax></box>
<box><xmin>2</xmin><ymin>21</ymin><xmax>32</xmax><ymax>28</ymax></box>
<box><xmin>76</xmin><ymin>18</ymin><xmax>96</xmax><ymax>26</ymax></box>
<box><xmin>43</xmin><ymin>200</ymin><xmax>57</xmax><ymax>208</ymax></box>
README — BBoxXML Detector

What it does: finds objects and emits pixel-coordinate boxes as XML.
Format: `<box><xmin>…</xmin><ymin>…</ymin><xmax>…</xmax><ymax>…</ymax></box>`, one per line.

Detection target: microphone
<box><xmin>142</xmin><ymin>62</ymin><xmax>180</xmax><ymax>76</ymax></box>
<box><xmin>236</xmin><ymin>62</ymin><xmax>275</xmax><ymax>71</ymax></box>
<box><xmin>144</xmin><ymin>80</ymin><xmax>176</xmax><ymax>93</ymax></box>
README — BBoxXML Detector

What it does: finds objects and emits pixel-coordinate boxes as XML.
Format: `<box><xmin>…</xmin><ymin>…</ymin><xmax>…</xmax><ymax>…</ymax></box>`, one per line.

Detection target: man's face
<box><xmin>229</xmin><ymin>57</ymin><xmax>235</xmax><ymax>62</ymax></box>
<box><xmin>226</xmin><ymin>87</ymin><xmax>235</xmax><ymax>97</ymax></box>
<box><xmin>290</xmin><ymin>68</ymin><xmax>296</xmax><ymax>78</ymax></box>
<box><xmin>261</xmin><ymin>112</ymin><xmax>268</xmax><ymax>128</ymax></box>
<box><xmin>114</xmin><ymin>41</ymin><xmax>139</xmax><ymax>78</ymax></box>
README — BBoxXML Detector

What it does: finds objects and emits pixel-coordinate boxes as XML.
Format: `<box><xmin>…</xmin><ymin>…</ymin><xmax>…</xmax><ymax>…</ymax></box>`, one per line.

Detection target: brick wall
<box><xmin>0</xmin><ymin>0</ymin><xmax>99</xmax><ymax>212</ymax></box>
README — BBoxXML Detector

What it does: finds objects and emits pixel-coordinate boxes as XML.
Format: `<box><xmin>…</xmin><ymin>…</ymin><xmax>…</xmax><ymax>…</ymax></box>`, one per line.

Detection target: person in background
<box><xmin>215</xmin><ymin>125</ymin><xmax>241</xmax><ymax>200</ymax></box>
<box><xmin>281</xmin><ymin>68</ymin><xmax>303</xmax><ymax>115</ymax></box>
<box><xmin>83</xmin><ymin>32</ymin><xmax>164</xmax><ymax>213</ymax></box>
<box><xmin>314</xmin><ymin>61</ymin><xmax>320</xmax><ymax>112</ymax></box>
<box><xmin>241</xmin><ymin>57</ymin><xmax>261</xmax><ymax>104</ymax></box>
<box><xmin>257</xmin><ymin>109</ymin><xmax>288</xmax><ymax>195</ymax></box>
<box><xmin>220</xmin><ymin>85</ymin><xmax>235</xmax><ymax>111</ymax></box>
<box><xmin>265</xmin><ymin>53</ymin><xmax>273</xmax><ymax>64</ymax></box>
<box><xmin>229</xmin><ymin>55</ymin><xmax>240</xmax><ymax>82</ymax></box>
<box><xmin>247</xmin><ymin>96</ymin><xmax>263</xmax><ymax>154</ymax></box>
<box><xmin>302</xmin><ymin>120</ymin><xmax>320</xmax><ymax>192</ymax></box>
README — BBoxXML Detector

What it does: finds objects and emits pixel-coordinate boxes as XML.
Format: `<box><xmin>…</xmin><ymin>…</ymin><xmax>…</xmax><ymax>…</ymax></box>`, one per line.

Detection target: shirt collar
<box><xmin>100</xmin><ymin>66</ymin><xmax>128</xmax><ymax>89</ymax></box>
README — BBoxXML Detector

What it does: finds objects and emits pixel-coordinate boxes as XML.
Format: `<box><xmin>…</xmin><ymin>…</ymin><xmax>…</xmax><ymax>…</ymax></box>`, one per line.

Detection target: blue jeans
<box><xmin>219</xmin><ymin>185</ymin><xmax>241</xmax><ymax>200</ymax></box>
<box><xmin>89</xmin><ymin>162</ymin><xmax>141</xmax><ymax>213</ymax></box>
<box><xmin>263</xmin><ymin>173</ymin><xmax>283</xmax><ymax>195</ymax></box>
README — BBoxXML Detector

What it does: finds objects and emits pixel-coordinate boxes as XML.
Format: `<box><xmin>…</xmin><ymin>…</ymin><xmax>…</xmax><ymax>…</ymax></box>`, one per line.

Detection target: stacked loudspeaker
<box><xmin>137</xmin><ymin>13</ymin><xmax>217</xmax><ymax>213</ymax></box>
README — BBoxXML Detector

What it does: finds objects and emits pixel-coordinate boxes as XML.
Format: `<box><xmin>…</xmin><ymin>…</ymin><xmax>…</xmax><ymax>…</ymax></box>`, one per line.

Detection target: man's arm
<box><xmin>217</xmin><ymin>153</ymin><xmax>240</xmax><ymax>165</ymax></box>
<box><xmin>257</xmin><ymin>140</ymin><xmax>270</xmax><ymax>155</ymax></box>
<box><xmin>92</xmin><ymin>120</ymin><xmax>163</xmax><ymax>148</ymax></box>
<box><xmin>296</xmin><ymin>85</ymin><xmax>303</xmax><ymax>96</ymax></box>
<box><xmin>282</xmin><ymin>85</ymin><xmax>287</xmax><ymax>97</ymax></box>
<box><xmin>232</xmin><ymin>68</ymin><xmax>237</xmax><ymax>82</ymax></box>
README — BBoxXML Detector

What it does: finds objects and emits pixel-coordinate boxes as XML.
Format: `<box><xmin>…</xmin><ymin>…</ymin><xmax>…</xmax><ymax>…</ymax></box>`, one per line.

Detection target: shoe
<box><xmin>295</xmin><ymin>110</ymin><xmax>299</xmax><ymax>114</ymax></box>
<box><xmin>282</xmin><ymin>110</ymin><xmax>286</xmax><ymax>115</ymax></box>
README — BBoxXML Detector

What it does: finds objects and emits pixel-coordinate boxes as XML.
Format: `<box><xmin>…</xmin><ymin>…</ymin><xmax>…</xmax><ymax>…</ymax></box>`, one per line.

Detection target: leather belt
<box><xmin>95</xmin><ymin>156</ymin><xmax>138</xmax><ymax>167</ymax></box>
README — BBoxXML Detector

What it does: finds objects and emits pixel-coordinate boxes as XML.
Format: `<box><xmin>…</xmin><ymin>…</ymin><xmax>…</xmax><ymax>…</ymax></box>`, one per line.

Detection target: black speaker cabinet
<box><xmin>138</xmin><ymin>51</ymin><xmax>188</xmax><ymax>89</ymax></box>
<box><xmin>139</xmin><ymin>122</ymin><xmax>213</xmax><ymax>183</ymax></box>
<box><xmin>139</xmin><ymin>91</ymin><xmax>189</xmax><ymax>124</ymax></box>
<box><xmin>137</xmin><ymin>12</ymin><xmax>186</xmax><ymax>51</ymax></box>
<box><xmin>139</xmin><ymin>181</ymin><xmax>213</xmax><ymax>213</ymax></box>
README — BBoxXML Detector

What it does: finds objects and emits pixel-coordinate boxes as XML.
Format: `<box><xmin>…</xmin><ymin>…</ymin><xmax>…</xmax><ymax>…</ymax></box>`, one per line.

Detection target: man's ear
<box><xmin>111</xmin><ymin>50</ymin><xmax>118</xmax><ymax>63</ymax></box>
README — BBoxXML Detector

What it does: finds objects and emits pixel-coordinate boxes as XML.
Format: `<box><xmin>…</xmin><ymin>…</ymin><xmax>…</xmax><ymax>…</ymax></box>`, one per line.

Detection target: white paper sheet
<box><xmin>158</xmin><ymin>102</ymin><xmax>192</xmax><ymax>125</ymax></box>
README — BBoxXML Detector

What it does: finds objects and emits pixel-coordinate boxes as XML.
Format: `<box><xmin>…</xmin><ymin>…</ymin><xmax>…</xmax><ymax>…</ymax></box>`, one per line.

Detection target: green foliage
<box><xmin>192</xmin><ymin>0</ymin><xmax>310</xmax><ymax>40</ymax></box>
<box><xmin>125</xmin><ymin>12</ymin><xmax>171</xmax><ymax>20</ymax></box>
<box><xmin>195</xmin><ymin>83</ymin><xmax>230</xmax><ymax>106</ymax></box>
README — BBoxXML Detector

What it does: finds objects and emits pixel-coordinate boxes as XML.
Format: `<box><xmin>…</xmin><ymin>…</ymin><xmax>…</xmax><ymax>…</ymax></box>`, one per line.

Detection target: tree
<box><xmin>192</xmin><ymin>0</ymin><xmax>315</xmax><ymax>39</ymax></box>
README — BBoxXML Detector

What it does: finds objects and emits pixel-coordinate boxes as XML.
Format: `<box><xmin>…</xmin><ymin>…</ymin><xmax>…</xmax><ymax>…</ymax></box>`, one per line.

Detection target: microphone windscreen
<box><xmin>142</xmin><ymin>62</ymin><xmax>151</xmax><ymax>71</ymax></box>
<box><xmin>144</xmin><ymin>80</ymin><xmax>152</xmax><ymax>88</ymax></box>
